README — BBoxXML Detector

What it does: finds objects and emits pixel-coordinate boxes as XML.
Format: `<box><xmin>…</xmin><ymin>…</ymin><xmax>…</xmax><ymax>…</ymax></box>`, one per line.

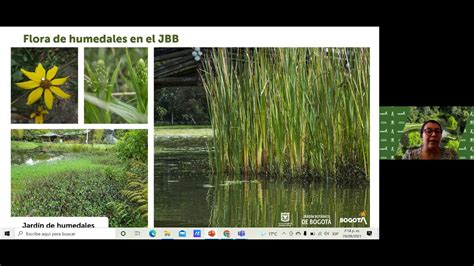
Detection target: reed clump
<box><xmin>201</xmin><ymin>48</ymin><xmax>369</xmax><ymax>182</ymax></box>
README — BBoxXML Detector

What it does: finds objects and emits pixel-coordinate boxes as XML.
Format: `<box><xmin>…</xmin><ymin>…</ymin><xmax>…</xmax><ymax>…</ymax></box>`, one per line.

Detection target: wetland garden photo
<box><xmin>11</xmin><ymin>129</ymin><xmax>148</xmax><ymax>227</ymax></box>
<box><xmin>154</xmin><ymin>48</ymin><xmax>370</xmax><ymax>227</ymax></box>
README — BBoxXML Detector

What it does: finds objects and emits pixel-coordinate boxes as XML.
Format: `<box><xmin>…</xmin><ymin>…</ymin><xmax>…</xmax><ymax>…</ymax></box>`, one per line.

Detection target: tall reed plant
<box><xmin>201</xmin><ymin>48</ymin><xmax>369</xmax><ymax>181</ymax></box>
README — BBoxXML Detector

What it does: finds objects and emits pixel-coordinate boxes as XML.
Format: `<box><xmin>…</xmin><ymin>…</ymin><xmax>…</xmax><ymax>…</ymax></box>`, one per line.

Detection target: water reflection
<box><xmin>155</xmin><ymin>135</ymin><xmax>369</xmax><ymax>227</ymax></box>
<box><xmin>155</xmin><ymin>136</ymin><xmax>211</xmax><ymax>227</ymax></box>
<box><xmin>210</xmin><ymin>179</ymin><xmax>369</xmax><ymax>227</ymax></box>
<box><xmin>11</xmin><ymin>150</ymin><xmax>65</xmax><ymax>165</ymax></box>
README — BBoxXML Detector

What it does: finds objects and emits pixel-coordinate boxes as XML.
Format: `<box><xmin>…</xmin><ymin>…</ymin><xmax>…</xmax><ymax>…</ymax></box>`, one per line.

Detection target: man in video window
<box><xmin>403</xmin><ymin>120</ymin><xmax>458</xmax><ymax>160</ymax></box>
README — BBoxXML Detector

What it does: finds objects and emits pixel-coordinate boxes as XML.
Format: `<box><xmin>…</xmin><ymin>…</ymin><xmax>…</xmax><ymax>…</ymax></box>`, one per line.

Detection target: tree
<box><xmin>11</xmin><ymin>129</ymin><xmax>24</xmax><ymax>140</ymax></box>
<box><xmin>88</xmin><ymin>129</ymin><xmax>95</xmax><ymax>146</ymax></box>
<box><xmin>94</xmin><ymin>129</ymin><xmax>104</xmax><ymax>144</ymax></box>
<box><xmin>155</xmin><ymin>87</ymin><xmax>210</xmax><ymax>125</ymax></box>
<box><xmin>156</xmin><ymin>106</ymin><xmax>167</xmax><ymax>122</ymax></box>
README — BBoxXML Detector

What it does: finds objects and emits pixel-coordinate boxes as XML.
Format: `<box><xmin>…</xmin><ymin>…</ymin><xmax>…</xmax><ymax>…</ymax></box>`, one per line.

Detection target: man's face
<box><xmin>423</xmin><ymin>122</ymin><xmax>442</xmax><ymax>148</ymax></box>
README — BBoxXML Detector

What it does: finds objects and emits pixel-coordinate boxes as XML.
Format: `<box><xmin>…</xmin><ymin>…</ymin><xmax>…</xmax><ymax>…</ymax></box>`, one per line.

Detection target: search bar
<box><xmin>15</xmin><ymin>228</ymin><xmax>115</xmax><ymax>239</ymax></box>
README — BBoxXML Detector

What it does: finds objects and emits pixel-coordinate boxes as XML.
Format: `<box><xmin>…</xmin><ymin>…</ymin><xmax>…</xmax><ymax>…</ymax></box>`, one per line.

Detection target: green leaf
<box><xmin>84</xmin><ymin>93</ymin><xmax>147</xmax><ymax>123</ymax></box>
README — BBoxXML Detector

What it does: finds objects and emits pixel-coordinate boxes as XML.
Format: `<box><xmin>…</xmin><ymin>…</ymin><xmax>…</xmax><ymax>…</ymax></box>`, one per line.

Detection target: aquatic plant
<box><xmin>84</xmin><ymin>48</ymin><xmax>147</xmax><ymax>123</ymax></box>
<box><xmin>201</xmin><ymin>48</ymin><xmax>369</xmax><ymax>181</ymax></box>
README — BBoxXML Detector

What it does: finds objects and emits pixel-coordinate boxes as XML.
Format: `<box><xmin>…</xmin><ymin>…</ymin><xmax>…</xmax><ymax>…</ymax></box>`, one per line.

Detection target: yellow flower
<box><xmin>15</xmin><ymin>63</ymin><xmax>71</xmax><ymax>110</ymax></box>
<box><xmin>30</xmin><ymin>105</ymin><xmax>49</xmax><ymax>124</ymax></box>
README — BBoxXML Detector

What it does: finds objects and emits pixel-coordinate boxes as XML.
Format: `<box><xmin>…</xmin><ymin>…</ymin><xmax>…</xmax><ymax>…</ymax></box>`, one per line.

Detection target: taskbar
<box><xmin>1</xmin><ymin>227</ymin><xmax>378</xmax><ymax>240</ymax></box>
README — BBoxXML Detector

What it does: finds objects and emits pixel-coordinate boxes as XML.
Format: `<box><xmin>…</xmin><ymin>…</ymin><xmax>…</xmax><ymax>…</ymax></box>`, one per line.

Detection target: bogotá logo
<box><xmin>339</xmin><ymin>210</ymin><xmax>368</xmax><ymax>225</ymax></box>
<box><xmin>281</xmin><ymin>212</ymin><xmax>290</xmax><ymax>222</ymax></box>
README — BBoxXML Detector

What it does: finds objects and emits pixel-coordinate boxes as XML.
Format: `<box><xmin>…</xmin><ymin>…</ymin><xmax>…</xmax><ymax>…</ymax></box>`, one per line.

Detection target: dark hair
<box><xmin>420</xmin><ymin>120</ymin><xmax>443</xmax><ymax>137</ymax></box>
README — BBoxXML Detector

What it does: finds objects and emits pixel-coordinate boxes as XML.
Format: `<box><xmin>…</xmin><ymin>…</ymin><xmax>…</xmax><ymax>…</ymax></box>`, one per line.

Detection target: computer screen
<box><xmin>1</xmin><ymin>27</ymin><xmax>379</xmax><ymax>240</ymax></box>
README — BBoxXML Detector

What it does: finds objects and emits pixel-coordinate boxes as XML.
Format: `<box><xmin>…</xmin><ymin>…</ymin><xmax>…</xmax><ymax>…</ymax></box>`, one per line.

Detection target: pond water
<box><xmin>11</xmin><ymin>149</ymin><xmax>66</xmax><ymax>165</ymax></box>
<box><xmin>155</xmin><ymin>135</ymin><xmax>370</xmax><ymax>228</ymax></box>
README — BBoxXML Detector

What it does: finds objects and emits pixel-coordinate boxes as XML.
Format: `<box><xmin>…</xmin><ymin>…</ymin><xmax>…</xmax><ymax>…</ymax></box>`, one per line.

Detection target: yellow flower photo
<box><xmin>11</xmin><ymin>48</ymin><xmax>78</xmax><ymax>124</ymax></box>
<box><xmin>16</xmin><ymin>63</ymin><xmax>70</xmax><ymax>110</ymax></box>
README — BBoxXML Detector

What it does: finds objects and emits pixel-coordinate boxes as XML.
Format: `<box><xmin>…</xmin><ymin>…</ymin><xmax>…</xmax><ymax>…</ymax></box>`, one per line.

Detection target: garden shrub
<box><xmin>116</xmin><ymin>130</ymin><xmax>147</xmax><ymax>162</ymax></box>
